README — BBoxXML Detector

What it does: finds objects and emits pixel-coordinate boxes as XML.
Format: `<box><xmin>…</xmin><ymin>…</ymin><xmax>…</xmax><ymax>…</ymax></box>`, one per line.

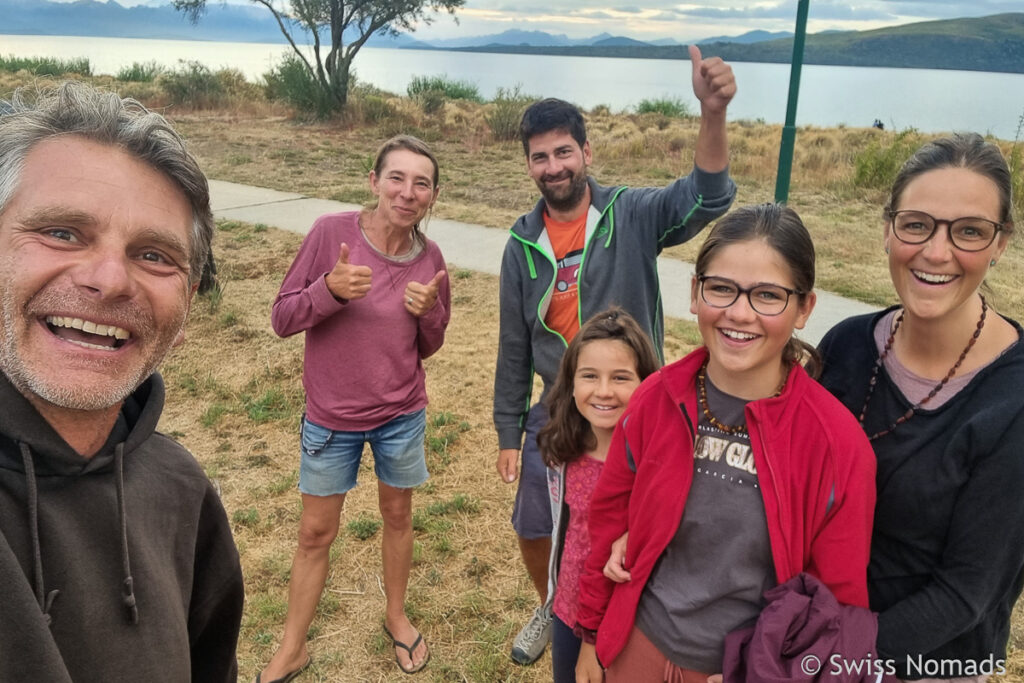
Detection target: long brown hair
<box><xmin>538</xmin><ymin>307</ymin><xmax>660</xmax><ymax>467</ymax></box>
<box><xmin>695</xmin><ymin>203</ymin><xmax>822</xmax><ymax>378</ymax></box>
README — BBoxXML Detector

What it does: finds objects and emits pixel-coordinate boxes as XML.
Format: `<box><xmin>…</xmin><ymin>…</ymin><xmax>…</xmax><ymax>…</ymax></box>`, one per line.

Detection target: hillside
<box><xmin>453</xmin><ymin>13</ymin><xmax>1024</xmax><ymax>74</ymax></box>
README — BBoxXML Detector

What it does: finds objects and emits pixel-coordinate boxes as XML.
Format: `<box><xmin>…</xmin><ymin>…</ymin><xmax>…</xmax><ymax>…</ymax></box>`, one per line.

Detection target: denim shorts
<box><xmin>511</xmin><ymin>402</ymin><xmax>554</xmax><ymax>539</ymax></box>
<box><xmin>298</xmin><ymin>409</ymin><xmax>428</xmax><ymax>495</ymax></box>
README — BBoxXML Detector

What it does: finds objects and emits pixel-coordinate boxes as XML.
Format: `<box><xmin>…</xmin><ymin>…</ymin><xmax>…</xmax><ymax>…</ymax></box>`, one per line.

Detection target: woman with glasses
<box><xmin>818</xmin><ymin>133</ymin><xmax>1022</xmax><ymax>681</ymax></box>
<box><xmin>574</xmin><ymin>203</ymin><xmax>876</xmax><ymax>682</ymax></box>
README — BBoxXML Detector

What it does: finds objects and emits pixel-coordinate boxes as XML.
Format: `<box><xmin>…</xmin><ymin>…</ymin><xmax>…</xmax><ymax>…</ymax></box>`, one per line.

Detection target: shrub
<box><xmin>160</xmin><ymin>61</ymin><xmax>224</xmax><ymax>107</ymax></box>
<box><xmin>116</xmin><ymin>61</ymin><xmax>164</xmax><ymax>82</ymax></box>
<box><xmin>263</xmin><ymin>53</ymin><xmax>336</xmax><ymax>119</ymax></box>
<box><xmin>407</xmin><ymin>75</ymin><xmax>483</xmax><ymax>103</ymax></box>
<box><xmin>486</xmin><ymin>85</ymin><xmax>535</xmax><ymax>142</ymax></box>
<box><xmin>417</xmin><ymin>88</ymin><xmax>446</xmax><ymax>115</ymax></box>
<box><xmin>159</xmin><ymin>61</ymin><xmax>257</xmax><ymax>108</ymax></box>
<box><xmin>636</xmin><ymin>96</ymin><xmax>691</xmax><ymax>118</ymax></box>
<box><xmin>0</xmin><ymin>55</ymin><xmax>91</xmax><ymax>76</ymax></box>
<box><xmin>852</xmin><ymin>128</ymin><xmax>922</xmax><ymax>191</ymax></box>
<box><xmin>343</xmin><ymin>75</ymin><xmax>399</xmax><ymax>124</ymax></box>
<box><xmin>350</xmin><ymin>93</ymin><xmax>394</xmax><ymax>124</ymax></box>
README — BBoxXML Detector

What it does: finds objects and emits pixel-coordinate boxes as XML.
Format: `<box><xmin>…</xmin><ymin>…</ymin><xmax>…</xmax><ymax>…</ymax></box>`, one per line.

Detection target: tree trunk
<box><xmin>332</xmin><ymin>57</ymin><xmax>351</xmax><ymax>108</ymax></box>
<box><xmin>323</xmin><ymin>46</ymin><xmax>348</xmax><ymax>109</ymax></box>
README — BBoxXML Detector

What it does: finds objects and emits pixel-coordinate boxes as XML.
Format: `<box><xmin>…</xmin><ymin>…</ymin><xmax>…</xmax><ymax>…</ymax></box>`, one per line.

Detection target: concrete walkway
<box><xmin>210</xmin><ymin>179</ymin><xmax>879</xmax><ymax>344</ymax></box>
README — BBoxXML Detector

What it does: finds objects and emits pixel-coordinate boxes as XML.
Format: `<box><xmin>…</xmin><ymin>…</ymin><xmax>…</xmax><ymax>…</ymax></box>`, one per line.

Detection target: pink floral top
<box><xmin>553</xmin><ymin>454</ymin><xmax>605</xmax><ymax>627</ymax></box>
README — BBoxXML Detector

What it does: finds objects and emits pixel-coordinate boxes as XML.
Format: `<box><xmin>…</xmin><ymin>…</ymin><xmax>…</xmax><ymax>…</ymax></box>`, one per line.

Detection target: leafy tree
<box><xmin>173</xmin><ymin>0</ymin><xmax>464</xmax><ymax>112</ymax></box>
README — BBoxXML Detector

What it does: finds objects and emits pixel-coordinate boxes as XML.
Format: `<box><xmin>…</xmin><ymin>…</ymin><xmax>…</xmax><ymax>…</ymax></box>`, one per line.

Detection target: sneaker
<box><xmin>510</xmin><ymin>605</ymin><xmax>552</xmax><ymax>665</ymax></box>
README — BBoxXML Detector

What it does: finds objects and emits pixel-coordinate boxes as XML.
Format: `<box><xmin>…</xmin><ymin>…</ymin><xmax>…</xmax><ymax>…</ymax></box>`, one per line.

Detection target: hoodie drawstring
<box><xmin>17</xmin><ymin>442</ymin><xmax>138</xmax><ymax>626</ymax></box>
<box><xmin>19</xmin><ymin>442</ymin><xmax>60</xmax><ymax>626</ymax></box>
<box><xmin>115</xmin><ymin>443</ymin><xmax>138</xmax><ymax>625</ymax></box>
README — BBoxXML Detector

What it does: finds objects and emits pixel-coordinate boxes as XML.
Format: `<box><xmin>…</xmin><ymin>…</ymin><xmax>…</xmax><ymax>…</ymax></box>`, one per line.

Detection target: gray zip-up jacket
<box><xmin>494</xmin><ymin>167</ymin><xmax>736</xmax><ymax>449</ymax></box>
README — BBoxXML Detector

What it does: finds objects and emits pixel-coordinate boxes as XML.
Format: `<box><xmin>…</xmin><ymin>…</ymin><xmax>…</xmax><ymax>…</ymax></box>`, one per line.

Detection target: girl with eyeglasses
<box><xmin>818</xmin><ymin>133</ymin><xmax>1023</xmax><ymax>682</ymax></box>
<box><xmin>574</xmin><ymin>203</ymin><xmax>876</xmax><ymax>682</ymax></box>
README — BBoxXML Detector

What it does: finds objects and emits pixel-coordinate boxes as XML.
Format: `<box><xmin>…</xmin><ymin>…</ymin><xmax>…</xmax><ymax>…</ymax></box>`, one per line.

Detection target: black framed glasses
<box><xmin>697</xmin><ymin>275</ymin><xmax>803</xmax><ymax>316</ymax></box>
<box><xmin>888</xmin><ymin>210</ymin><xmax>1004</xmax><ymax>252</ymax></box>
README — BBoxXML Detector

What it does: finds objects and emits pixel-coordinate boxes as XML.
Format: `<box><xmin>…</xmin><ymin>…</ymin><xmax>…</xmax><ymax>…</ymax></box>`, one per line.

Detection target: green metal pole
<box><xmin>775</xmin><ymin>0</ymin><xmax>810</xmax><ymax>203</ymax></box>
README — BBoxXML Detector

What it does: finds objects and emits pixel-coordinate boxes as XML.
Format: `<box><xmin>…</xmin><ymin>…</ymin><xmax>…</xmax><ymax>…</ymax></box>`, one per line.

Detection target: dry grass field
<box><xmin>3</xmin><ymin>70</ymin><xmax>1024</xmax><ymax>681</ymax></box>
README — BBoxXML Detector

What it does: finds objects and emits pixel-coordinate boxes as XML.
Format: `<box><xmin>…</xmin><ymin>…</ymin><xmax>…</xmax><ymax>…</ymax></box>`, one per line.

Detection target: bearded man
<box><xmin>494</xmin><ymin>47</ymin><xmax>738</xmax><ymax>668</ymax></box>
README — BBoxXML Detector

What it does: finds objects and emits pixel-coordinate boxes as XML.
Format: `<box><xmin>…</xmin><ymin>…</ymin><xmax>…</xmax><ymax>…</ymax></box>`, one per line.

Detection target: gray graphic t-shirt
<box><xmin>635</xmin><ymin>375</ymin><xmax>776</xmax><ymax>673</ymax></box>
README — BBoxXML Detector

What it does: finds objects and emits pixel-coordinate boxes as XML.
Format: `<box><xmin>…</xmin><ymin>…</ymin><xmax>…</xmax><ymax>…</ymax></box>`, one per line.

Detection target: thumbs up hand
<box><xmin>326</xmin><ymin>242</ymin><xmax>373</xmax><ymax>301</ymax></box>
<box><xmin>404</xmin><ymin>269</ymin><xmax>447</xmax><ymax>317</ymax></box>
<box><xmin>689</xmin><ymin>44</ymin><xmax>735</xmax><ymax>114</ymax></box>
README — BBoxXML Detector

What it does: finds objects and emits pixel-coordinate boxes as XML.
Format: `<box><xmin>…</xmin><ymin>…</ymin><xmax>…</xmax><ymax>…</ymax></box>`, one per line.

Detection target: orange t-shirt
<box><xmin>543</xmin><ymin>210</ymin><xmax>587</xmax><ymax>343</ymax></box>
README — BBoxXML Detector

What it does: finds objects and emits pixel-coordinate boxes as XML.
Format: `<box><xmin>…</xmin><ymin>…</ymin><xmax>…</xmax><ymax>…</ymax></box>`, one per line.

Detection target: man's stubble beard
<box><xmin>538</xmin><ymin>168</ymin><xmax>589</xmax><ymax>215</ymax></box>
<box><xmin>0</xmin><ymin>278</ymin><xmax>185</xmax><ymax>412</ymax></box>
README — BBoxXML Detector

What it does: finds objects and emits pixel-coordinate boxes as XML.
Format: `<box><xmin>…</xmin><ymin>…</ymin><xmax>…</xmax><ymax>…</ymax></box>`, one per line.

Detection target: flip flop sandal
<box><xmin>254</xmin><ymin>655</ymin><xmax>311</xmax><ymax>683</ymax></box>
<box><xmin>383</xmin><ymin>624</ymin><xmax>431</xmax><ymax>674</ymax></box>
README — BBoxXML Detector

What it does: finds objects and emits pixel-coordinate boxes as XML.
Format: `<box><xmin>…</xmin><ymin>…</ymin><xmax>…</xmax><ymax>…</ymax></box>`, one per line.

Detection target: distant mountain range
<box><xmin>453</xmin><ymin>13</ymin><xmax>1024</xmax><ymax>75</ymax></box>
<box><xmin>3</xmin><ymin>1</ymin><xmax>1022</xmax><ymax>74</ymax></box>
<box><xmin>0</xmin><ymin>0</ymin><xmax>789</xmax><ymax>48</ymax></box>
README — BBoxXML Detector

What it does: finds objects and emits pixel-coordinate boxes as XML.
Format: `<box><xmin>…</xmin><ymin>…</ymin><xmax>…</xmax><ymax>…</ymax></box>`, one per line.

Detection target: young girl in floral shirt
<box><xmin>537</xmin><ymin>308</ymin><xmax>660</xmax><ymax>683</ymax></box>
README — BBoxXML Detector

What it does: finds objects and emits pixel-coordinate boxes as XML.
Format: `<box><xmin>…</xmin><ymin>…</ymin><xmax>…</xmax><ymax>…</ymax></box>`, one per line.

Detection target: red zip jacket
<box><xmin>576</xmin><ymin>347</ymin><xmax>876</xmax><ymax>667</ymax></box>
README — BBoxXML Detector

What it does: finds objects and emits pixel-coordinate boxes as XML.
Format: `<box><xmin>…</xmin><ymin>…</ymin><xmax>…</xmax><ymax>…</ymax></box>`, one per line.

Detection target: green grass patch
<box><xmin>407</xmin><ymin>75</ymin><xmax>483</xmax><ymax>102</ymax></box>
<box><xmin>636</xmin><ymin>96</ymin><xmax>691</xmax><ymax>118</ymax></box>
<box><xmin>267</xmin><ymin>472</ymin><xmax>298</xmax><ymax>496</ymax></box>
<box><xmin>0</xmin><ymin>55</ymin><xmax>91</xmax><ymax>76</ymax></box>
<box><xmin>241</xmin><ymin>388</ymin><xmax>293</xmax><ymax>423</ymax></box>
<box><xmin>216</xmin><ymin>219</ymin><xmax>245</xmax><ymax>232</ymax></box>
<box><xmin>407</xmin><ymin>74</ymin><xmax>483</xmax><ymax>113</ymax></box>
<box><xmin>232</xmin><ymin>507</ymin><xmax>260</xmax><ymax>527</ymax></box>
<box><xmin>424</xmin><ymin>410</ymin><xmax>471</xmax><ymax>471</ymax></box>
<box><xmin>346</xmin><ymin>515</ymin><xmax>382</xmax><ymax>540</ymax></box>
<box><xmin>116</xmin><ymin>61</ymin><xmax>164</xmax><ymax>82</ymax></box>
<box><xmin>246</xmin><ymin>593</ymin><xmax>287</xmax><ymax>622</ymax></box>
<box><xmin>424</xmin><ymin>493</ymin><xmax>479</xmax><ymax>517</ymax></box>
<box><xmin>200</xmin><ymin>402</ymin><xmax>228</xmax><ymax>428</ymax></box>
<box><xmin>200</xmin><ymin>279</ymin><xmax>226</xmax><ymax>314</ymax></box>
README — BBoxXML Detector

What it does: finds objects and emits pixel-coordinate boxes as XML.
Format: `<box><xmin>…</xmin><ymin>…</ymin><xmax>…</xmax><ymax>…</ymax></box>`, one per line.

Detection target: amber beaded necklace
<box><xmin>858</xmin><ymin>295</ymin><xmax>987</xmax><ymax>441</ymax></box>
<box><xmin>697</xmin><ymin>360</ymin><xmax>790</xmax><ymax>435</ymax></box>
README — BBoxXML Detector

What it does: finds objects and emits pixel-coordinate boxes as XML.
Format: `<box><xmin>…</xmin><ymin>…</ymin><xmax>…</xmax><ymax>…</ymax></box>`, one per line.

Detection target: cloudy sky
<box><xmin>79</xmin><ymin>0</ymin><xmax>1021</xmax><ymax>42</ymax></box>
<box><xmin>410</xmin><ymin>0</ymin><xmax>1019</xmax><ymax>41</ymax></box>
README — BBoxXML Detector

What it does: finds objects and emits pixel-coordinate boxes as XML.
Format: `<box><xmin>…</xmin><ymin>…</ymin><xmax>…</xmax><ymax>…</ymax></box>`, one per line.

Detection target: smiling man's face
<box><xmin>0</xmin><ymin>135</ymin><xmax>195</xmax><ymax>415</ymax></box>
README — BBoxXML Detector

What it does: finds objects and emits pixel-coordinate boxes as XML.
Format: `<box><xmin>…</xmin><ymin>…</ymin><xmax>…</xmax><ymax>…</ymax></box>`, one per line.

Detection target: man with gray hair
<box><xmin>0</xmin><ymin>81</ymin><xmax>243</xmax><ymax>681</ymax></box>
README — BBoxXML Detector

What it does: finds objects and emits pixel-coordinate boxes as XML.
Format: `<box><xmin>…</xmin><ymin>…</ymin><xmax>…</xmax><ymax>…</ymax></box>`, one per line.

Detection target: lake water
<box><xmin>3</xmin><ymin>33</ymin><xmax>1024</xmax><ymax>140</ymax></box>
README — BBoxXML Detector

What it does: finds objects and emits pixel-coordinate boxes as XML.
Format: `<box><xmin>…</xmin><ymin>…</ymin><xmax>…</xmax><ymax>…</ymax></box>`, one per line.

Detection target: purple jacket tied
<box><xmin>723</xmin><ymin>573</ymin><xmax>886</xmax><ymax>683</ymax></box>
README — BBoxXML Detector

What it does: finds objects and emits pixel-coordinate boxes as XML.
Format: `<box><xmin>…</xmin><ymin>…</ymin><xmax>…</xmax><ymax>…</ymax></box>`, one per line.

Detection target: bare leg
<box><xmin>379</xmin><ymin>481</ymin><xmax>428</xmax><ymax>672</ymax></box>
<box><xmin>518</xmin><ymin>535</ymin><xmax>552</xmax><ymax>603</ymax></box>
<box><xmin>259</xmin><ymin>493</ymin><xmax>345</xmax><ymax>681</ymax></box>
